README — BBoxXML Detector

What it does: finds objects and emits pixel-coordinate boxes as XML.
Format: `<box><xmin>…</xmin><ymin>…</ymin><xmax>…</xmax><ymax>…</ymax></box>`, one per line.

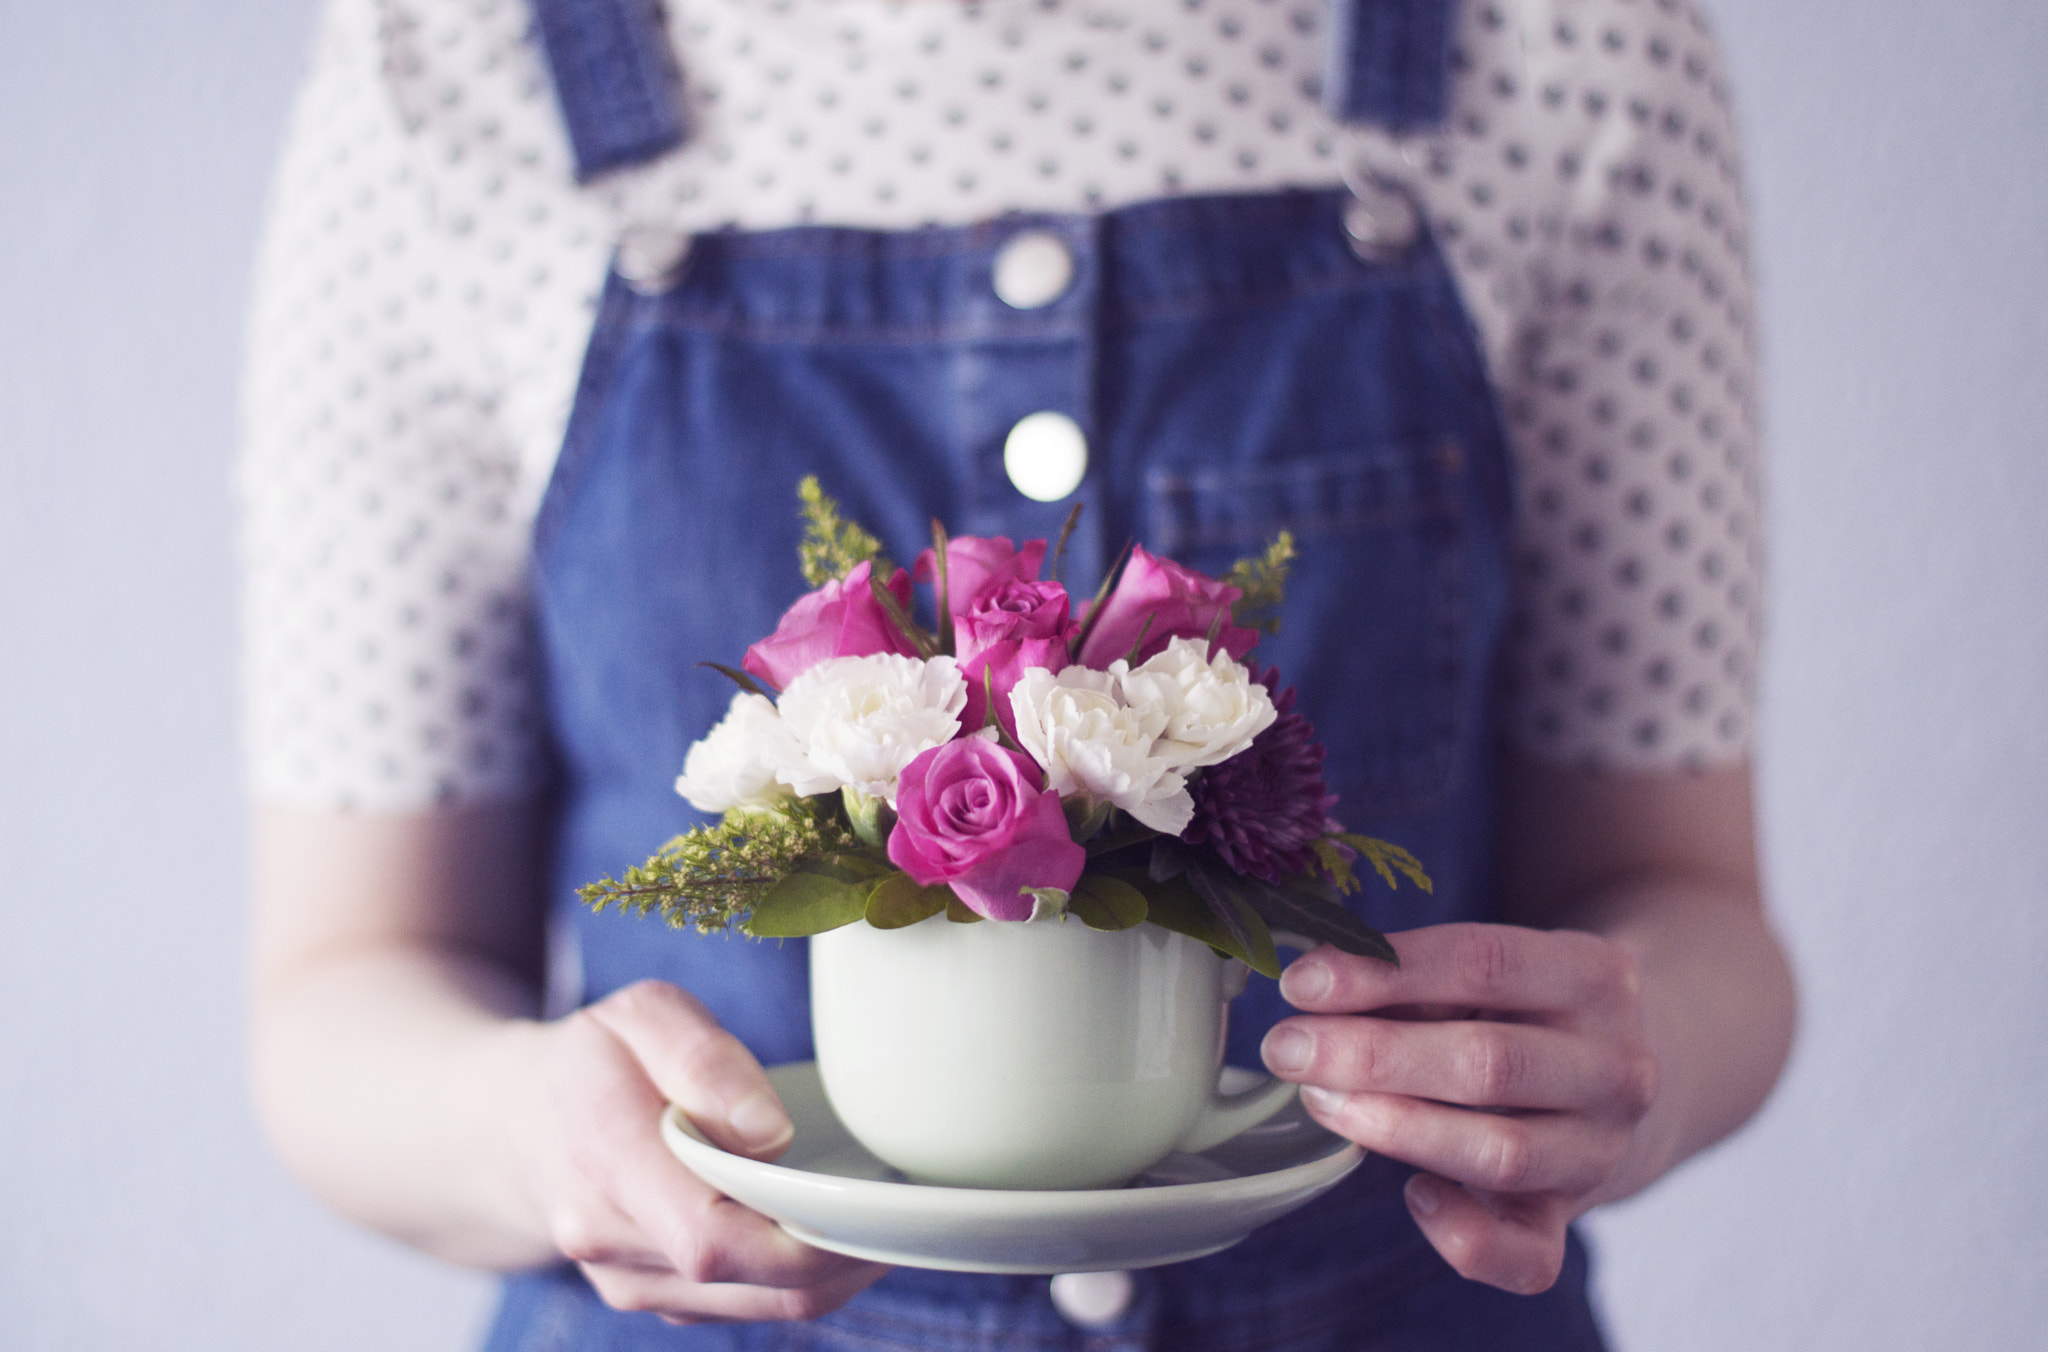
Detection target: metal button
<box><xmin>616</xmin><ymin>225</ymin><xmax>692</xmax><ymax>294</ymax></box>
<box><xmin>992</xmin><ymin>230</ymin><xmax>1075</xmax><ymax>309</ymax></box>
<box><xmin>1003</xmin><ymin>411</ymin><xmax>1089</xmax><ymax>502</ymax></box>
<box><xmin>1341</xmin><ymin>178</ymin><xmax>1421</xmax><ymax>264</ymax></box>
<box><xmin>1050</xmin><ymin>1271</ymin><xmax>1134</xmax><ymax>1328</ymax></box>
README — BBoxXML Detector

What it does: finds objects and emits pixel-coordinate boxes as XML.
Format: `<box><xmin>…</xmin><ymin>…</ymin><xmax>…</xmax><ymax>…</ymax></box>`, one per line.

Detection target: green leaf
<box><xmin>943</xmin><ymin>894</ymin><xmax>984</xmax><ymax>923</ymax></box>
<box><xmin>1128</xmin><ymin>872</ymin><xmax>1276</xmax><ymax>976</ymax></box>
<box><xmin>1183</xmin><ymin>866</ymin><xmax>1282</xmax><ymax>978</ymax></box>
<box><xmin>864</xmin><ymin>872</ymin><xmax>950</xmax><ymax>929</ymax></box>
<box><xmin>1049</xmin><ymin>502</ymin><xmax>1084</xmax><ymax>588</ymax></box>
<box><xmin>1067</xmin><ymin>873</ymin><xmax>1149</xmax><ymax>931</ymax></box>
<box><xmin>1148</xmin><ymin>835</ymin><xmax>1194</xmax><ymax>881</ymax></box>
<box><xmin>1063</xmin><ymin>796</ymin><xmax>1112</xmax><ymax>844</ymax></box>
<box><xmin>744</xmin><ymin>868</ymin><xmax>871</xmax><ymax>938</ymax></box>
<box><xmin>800</xmin><ymin>847</ymin><xmax>897</xmax><ymax>884</ymax></box>
<box><xmin>1066</xmin><ymin>536</ymin><xmax>1136</xmax><ymax>661</ymax></box>
<box><xmin>1336</xmin><ymin>834</ymin><xmax>1435</xmax><ymax>894</ymax></box>
<box><xmin>1237</xmin><ymin>875</ymin><xmax>1399</xmax><ymax>967</ymax></box>
<box><xmin>697</xmin><ymin>661</ymin><xmax>774</xmax><ymax>698</ymax></box>
<box><xmin>1085</xmin><ymin>819</ymin><xmax>1160</xmax><ymax>858</ymax></box>
<box><xmin>868</xmin><ymin>570</ymin><xmax>938</xmax><ymax>659</ymax></box>
<box><xmin>930</xmin><ymin>517</ymin><xmax>955</xmax><ymax>658</ymax></box>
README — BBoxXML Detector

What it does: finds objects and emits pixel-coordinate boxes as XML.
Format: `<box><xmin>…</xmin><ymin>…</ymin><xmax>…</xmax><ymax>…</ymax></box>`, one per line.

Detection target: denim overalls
<box><xmin>485</xmin><ymin>1</ymin><xmax>1609</xmax><ymax>1347</ymax></box>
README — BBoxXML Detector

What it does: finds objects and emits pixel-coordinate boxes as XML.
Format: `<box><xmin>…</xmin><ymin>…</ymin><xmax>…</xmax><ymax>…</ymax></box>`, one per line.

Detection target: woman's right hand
<box><xmin>505</xmin><ymin>979</ymin><xmax>891</xmax><ymax>1324</ymax></box>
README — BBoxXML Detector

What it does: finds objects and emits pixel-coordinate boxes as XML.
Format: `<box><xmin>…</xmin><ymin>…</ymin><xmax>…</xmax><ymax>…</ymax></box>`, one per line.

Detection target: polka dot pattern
<box><xmin>240</xmin><ymin>0</ymin><xmax>1761</xmax><ymax>810</ymax></box>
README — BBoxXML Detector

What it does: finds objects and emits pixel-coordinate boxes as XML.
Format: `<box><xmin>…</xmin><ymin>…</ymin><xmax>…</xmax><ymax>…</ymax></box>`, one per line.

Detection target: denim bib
<box><xmin>486</xmin><ymin>3</ymin><xmax>1608</xmax><ymax>1348</ymax></box>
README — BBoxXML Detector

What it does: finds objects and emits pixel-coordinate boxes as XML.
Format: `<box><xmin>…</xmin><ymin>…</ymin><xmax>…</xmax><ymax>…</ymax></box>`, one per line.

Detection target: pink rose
<box><xmin>887</xmin><ymin>738</ymin><xmax>1085</xmax><ymax>921</ymax></box>
<box><xmin>742</xmin><ymin>561</ymin><xmax>918</xmax><ymax>690</ymax></box>
<box><xmin>1075</xmin><ymin>545</ymin><xmax>1258</xmax><ymax>668</ymax></box>
<box><xmin>954</xmin><ymin>579</ymin><xmax>1076</xmax><ymax>734</ymax></box>
<box><xmin>914</xmin><ymin>535</ymin><xmax>1047</xmax><ymax>619</ymax></box>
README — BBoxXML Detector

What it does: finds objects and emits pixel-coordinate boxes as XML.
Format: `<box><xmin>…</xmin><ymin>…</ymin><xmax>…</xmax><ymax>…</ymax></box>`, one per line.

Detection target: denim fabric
<box><xmin>529</xmin><ymin>0</ymin><xmax>687</xmax><ymax>180</ymax></box>
<box><xmin>509</xmin><ymin>186</ymin><xmax>1608</xmax><ymax>1349</ymax></box>
<box><xmin>1321</xmin><ymin>0</ymin><xmax>1460</xmax><ymax>132</ymax></box>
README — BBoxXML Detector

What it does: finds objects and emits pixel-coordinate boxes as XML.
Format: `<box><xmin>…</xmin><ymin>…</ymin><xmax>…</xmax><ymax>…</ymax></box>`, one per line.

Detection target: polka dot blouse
<box><xmin>239</xmin><ymin>0</ymin><xmax>1762</xmax><ymax>811</ymax></box>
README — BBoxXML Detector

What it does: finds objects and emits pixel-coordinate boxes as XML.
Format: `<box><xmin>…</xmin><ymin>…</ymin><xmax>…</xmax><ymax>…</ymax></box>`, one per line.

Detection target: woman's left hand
<box><xmin>1259</xmin><ymin>923</ymin><xmax>1661</xmax><ymax>1295</ymax></box>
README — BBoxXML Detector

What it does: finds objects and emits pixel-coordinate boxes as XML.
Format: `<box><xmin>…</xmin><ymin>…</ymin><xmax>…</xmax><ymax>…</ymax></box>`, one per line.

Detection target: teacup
<box><xmin>808</xmin><ymin>912</ymin><xmax>1298</xmax><ymax>1190</ymax></box>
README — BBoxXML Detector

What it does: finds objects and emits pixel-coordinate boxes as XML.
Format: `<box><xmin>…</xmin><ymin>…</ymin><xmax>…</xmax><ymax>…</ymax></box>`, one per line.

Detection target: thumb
<box><xmin>585</xmin><ymin>980</ymin><xmax>794</xmax><ymax>1160</ymax></box>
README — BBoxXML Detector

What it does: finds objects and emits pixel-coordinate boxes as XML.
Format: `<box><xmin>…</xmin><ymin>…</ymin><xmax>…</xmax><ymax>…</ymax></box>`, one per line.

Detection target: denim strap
<box><xmin>528</xmin><ymin>0</ymin><xmax>687</xmax><ymax>181</ymax></box>
<box><xmin>1324</xmin><ymin>0</ymin><xmax>1460</xmax><ymax>131</ymax></box>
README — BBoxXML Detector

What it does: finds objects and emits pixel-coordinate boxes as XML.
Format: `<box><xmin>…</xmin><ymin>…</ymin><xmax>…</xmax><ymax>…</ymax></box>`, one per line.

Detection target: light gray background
<box><xmin>2</xmin><ymin>1</ymin><xmax>2042</xmax><ymax>1347</ymax></box>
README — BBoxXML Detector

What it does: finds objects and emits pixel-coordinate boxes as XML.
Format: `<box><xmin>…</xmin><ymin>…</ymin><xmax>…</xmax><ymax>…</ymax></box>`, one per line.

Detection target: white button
<box><xmin>616</xmin><ymin>225</ymin><xmax>692</xmax><ymax>294</ymax></box>
<box><xmin>992</xmin><ymin>230</ymin><xmax>1075</xmax><ymax>309</ymax></box>
<box><xmin>1341</xmin><ymin>180</ymin><xmax>1420</xmax><ymax>263</ymax></box>
<box><xmin>1003</xmin><ymin>411</ymin><xmax>1088</xmax><ymax>502</ymax></box>
<box><xmin>1050</xmin><ymin>1270</ymin><xmax>1134</xmax><ymax>1328</ymax></box>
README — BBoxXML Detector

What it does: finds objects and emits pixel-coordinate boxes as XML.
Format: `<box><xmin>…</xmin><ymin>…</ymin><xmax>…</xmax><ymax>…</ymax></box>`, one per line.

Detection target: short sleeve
<box><xmin>1435</xmin><ymin>0</ymin><xmax>1764</xmax><ymax>770</ymax></box>
<box><xmin>237</xmin><ymin>0</ymin><xmax>554</xmax><ymax>809</ymax></box>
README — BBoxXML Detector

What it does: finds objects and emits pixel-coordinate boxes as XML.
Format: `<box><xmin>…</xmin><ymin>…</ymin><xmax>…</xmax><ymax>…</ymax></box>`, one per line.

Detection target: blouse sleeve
<box><xmin>1438</xmin><ymin>0</ymin><xmax>1764</xmax><ymax>770</ymax></box>
<box><xmin>237</xmin><ymin>0</ymin><xmax>557</xmax><ymax>810</ymax></box>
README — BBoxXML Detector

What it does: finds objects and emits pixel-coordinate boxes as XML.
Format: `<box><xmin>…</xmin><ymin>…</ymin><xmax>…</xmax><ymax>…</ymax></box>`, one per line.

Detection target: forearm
<box><xmin>250</xmin><ymin>941</ymin><xmax>556</xmax><ymax>1267</ymax></box>
<box><xmin>1497</xmin><ymin>756</ymin><xmax>1795</xmax><ymax>1206</ymax></box>
<box><xmin>247</xmin><ymin>801</ymin><xmax>558</xmax><ymax>1269</ymax></box>
<box><xmin>1568</xmin><ymin>877</ymin><xmax>1796</xmax><ymax>1205</ymax></box>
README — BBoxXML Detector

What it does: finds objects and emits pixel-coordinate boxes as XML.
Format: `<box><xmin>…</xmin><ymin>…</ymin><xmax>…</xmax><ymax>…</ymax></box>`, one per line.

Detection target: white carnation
<box><xmin>1118</xmin><ymin>636</ymin><xmax>1278</xmax><ymax>772</ymax></box>
<box><xmin>770</xmin><ymin>653</ymin><xmax>968</xmax><ymax>804</ymax></box>
<box><xmin>674</xmin><ymin>692</ymin><xmax>798</xmax><ymax>814</ymax></box>
<box><xmin>1009</xmin><ymin>666</ymin><xmax>1194</xmax><ymax>835</ymax></box>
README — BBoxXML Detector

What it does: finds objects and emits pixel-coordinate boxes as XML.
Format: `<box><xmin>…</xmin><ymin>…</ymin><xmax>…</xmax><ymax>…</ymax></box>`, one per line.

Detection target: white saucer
<box><xmin>660</xmin><ymin>1062</ymin><xmax>1364</xmax><ymax>1274</ymax></box>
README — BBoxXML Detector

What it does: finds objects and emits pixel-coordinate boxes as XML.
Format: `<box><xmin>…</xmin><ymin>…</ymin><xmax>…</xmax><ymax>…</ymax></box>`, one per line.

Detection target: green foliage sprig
<box><xmin>1226</xmin><ymin>530</ymin><xmax>1296</xmax><ymax>637</ymax></box>
<box><xmin>1313</xmin><ymin>832</ymin><xmax>1434</xmax><ymax>898</ymax></box>
<box><xmin>578</xmin><ymin>797</ymin><xmax>862</xmax><ymax>933</ymax></box>
<box><xmin>797</xmin><ymin>475</ymin><xmax>891</xmax><ymax>587</ymax></box>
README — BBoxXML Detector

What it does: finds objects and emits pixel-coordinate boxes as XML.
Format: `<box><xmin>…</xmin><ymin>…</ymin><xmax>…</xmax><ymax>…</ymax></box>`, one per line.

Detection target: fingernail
<box><xmin>1406</xmin><ymin>1174</ymin><xmax>1444</xmax><ymax>1218</ymax></box>
<box><xmin>1300</xmin><ymin>1085</ymin><xmax>1345</xmax><ymax>1114</ymax></box>
<box><xmin>729</xmin><ymin>1091</ymin><xmax>792</xmax><ymax>1149</ymax></box>
<box><xmin>1280</xmin><ymin>958</ymin><xmax>1332</xmax><ymax>1004</ymax></box>
<box><xmin>1261</xmin><ymin>1026</ymin><xmax>1314</xmax><ymax>1074</ymax></box>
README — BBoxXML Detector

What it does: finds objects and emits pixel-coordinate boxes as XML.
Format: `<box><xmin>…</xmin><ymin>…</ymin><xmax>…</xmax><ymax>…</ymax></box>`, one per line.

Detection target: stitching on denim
<box><xmin>1153</xmin><ymin>496</ymin><xmax>1453</xmax><ymax>555</ymax></box>
<box><xmin>630</xmin><ymin>263</ymin><xmax>1421</xmax><ymax>346</ymax></box>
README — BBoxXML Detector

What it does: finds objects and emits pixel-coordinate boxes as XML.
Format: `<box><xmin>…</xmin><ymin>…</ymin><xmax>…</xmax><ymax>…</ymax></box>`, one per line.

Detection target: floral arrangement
<box><xmin>579</xmin><ymin>478</ymin><xmax>1429</xmax><ymax>977</ymax></box>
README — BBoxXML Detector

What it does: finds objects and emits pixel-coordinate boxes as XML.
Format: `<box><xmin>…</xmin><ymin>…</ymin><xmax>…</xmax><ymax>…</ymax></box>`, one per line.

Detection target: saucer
<box><xmin>660</xmin><ymin>1061</ymin><xmax>1364</xmax><ymax>1274</ymax></box>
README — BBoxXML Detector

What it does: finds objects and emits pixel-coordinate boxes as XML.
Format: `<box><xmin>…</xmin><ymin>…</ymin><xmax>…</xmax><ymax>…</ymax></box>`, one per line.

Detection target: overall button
<box><xmin>1341</xmin><ymin>179</ymin><xmax>1420</xmax><ymax>264</ymax></box>
<box><xmin>1050</xmin><ymin>1270</ymin><xmax>1134</xmax><ymax>1328</ymax></box>
<box><xmin>992</xmin><ymin>230</ymin><xmax>1075</xmax><ymax>309</ymax></box>
<box><xmin>1003</xmin><ymin>412</ymin><xmax>1088</xmax><ymax>502</ymax></box>
<box><xmin>615</xmin><ymin>225</ymin><xmax>692</xmax><ymax>294</ymax></box>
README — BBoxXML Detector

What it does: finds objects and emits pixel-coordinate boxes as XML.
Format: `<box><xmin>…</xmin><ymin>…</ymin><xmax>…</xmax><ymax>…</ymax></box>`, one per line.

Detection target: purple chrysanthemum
<box><xmin>1181</xmin><ymin>664</ymin><xmax>1337</xmax><ymax>883</ymax></box>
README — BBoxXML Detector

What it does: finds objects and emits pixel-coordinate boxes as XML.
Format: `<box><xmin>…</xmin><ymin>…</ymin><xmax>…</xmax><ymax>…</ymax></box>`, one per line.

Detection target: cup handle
<box><xmin>1175</xmin><ymin>1070</ymin><xmax>1300</xmax><ymax>1154</ymax></box>
<box><xmin>1174</xmin><ymin>931</ymin><xmax>1320</xmax><ymax>1154</ymax></box>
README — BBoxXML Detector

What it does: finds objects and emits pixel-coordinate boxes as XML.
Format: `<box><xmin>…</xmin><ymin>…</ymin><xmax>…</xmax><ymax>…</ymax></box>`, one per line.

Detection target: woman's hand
<box><xmin>1259</xmin><ymin>924</ymin><xmax>1659</xmax><ymax>1295</ymax></box>
<box><xmin>505</xmin><ymin>980</ymin><xmax>890</xmax><ymax>1324</ymax></box>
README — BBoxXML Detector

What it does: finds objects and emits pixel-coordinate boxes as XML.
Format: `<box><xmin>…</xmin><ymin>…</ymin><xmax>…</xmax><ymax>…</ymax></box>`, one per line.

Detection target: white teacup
<box><xmin>808</xmin><ymin>912</ymin><xmax>1299</xmax><ymax>1190</ymax></box>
